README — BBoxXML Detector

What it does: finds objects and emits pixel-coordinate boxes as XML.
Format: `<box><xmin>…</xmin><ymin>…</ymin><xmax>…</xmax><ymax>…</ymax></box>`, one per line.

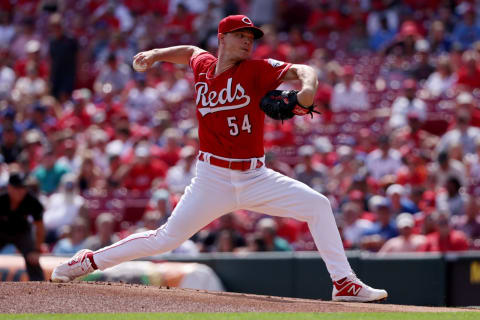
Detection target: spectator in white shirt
<box><xmin>428</xmin><ymin>151</ymin><xmax>467</xmax><ymax>188</ymax></box>
<box><xmin>147</xmin><ymin>188</ymin><xmax>173</xmax><ymax>219</ymax></box>
<box><xmin>331</xmin><ymin>65</ymin><xmax>369</xmax><ymax>112</ymax></box>
<box><xmin>43</xmin><ymin>173</ymin><xmax>87</xmax><ymax>243</ymax></box>
<box><xmin>168</xmin><ymin>0</ymin><xmax>208</xmax><ymax>15</ymax></box>
<box><xmin>436</xmin><ymin>176</ymin><xmax>469</xmax><ymax>216</ymax></box>
<box><xmin>94</xmin><ymin>53</ymin><xmax>131</xmax><ymax>95</ymax></box>
<box><xmin>389</xmin><ymin>78</ymin><xmax>426</xmax><ymax>129</ymax></box>
<box><xmin>10</xmin><ymin>18</ymin><xmax>42</xmax><ymax>60</ymax></box>
<box><xmin>0</xmin><ymin>48</ymin><xmax>15</xmax><ymax>100</ymax></box>
<box><xmin>156</xmin><ymin>66</ymin><xmax>191</xmax><ymax>108</ymax></box>
<box><xmin>294</xmin><ymin>145</ymin><xmax>327</xmax><ymax>192</ymax></box>
<box><xmin>425</xmin><ymin>55</ymin><xmax>457</xmax><ymax>97</ymax></box>
<box><xmin>437</xmin><ymin>108</ymin><xmax>480</xmax><ymax>156</ymax></box>
<box><xmin>340</xmin><ymin>202</ymin><xmax>374</xmax><ymax>248</ymax></box>
<box><xmin>84</xmin><ymin>212</ymin><xmax>120</xmax><ymax>251</ymax></box>
<box><xmin>57</xmin><ymin>139</ymin><xmax>82</xmax><ymax>175</ymax></box>
<box><xmin>366</xmin><ymin>135</ymin><xmax>403</xmax><ymax>181</ymax></box>
<box><xmin>125</xmin><ymin>75</ymin><xmax>161</xmax><ymax>124</ymax></box>
<box><xmin>0</xmin><ymin>11</ymin><xmax>15</xmax><ymax>48</ymax></box>
<box><xmin>166</xmin><ymin>146</ymin><xmax>197</xmax><ymax>194</ymax></box>
<box><xmin>13</xmin><ymin>62</ymin><xmax>47</xmax><ymax>109</ymax></box>
<box><xmin>378</xmin><ymin>213</ymin><xmax>426</xmax><ymax>254</ymax></box>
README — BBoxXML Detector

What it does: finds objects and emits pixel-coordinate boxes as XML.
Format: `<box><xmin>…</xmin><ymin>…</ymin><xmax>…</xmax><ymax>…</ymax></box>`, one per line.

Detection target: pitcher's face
<box><xmin>220</xmin><ymin>29</ymin><xmax>254</xmax><ymax>62</ymax></box>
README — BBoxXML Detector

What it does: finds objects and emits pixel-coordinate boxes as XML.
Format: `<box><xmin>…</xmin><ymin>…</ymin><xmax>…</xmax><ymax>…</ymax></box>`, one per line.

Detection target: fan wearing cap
<box><xmin>13</xmin><ymin>40</ymin><xmax>48</xmax><ymax>78</ymax></box>
<box><xmin>384</xmin><ymin>21</ymin><xmax>421</xmax><ymax>57</ymax></box>
<box><xmin>0</xmin><ymin>172</ymin><xmax>45</xmax><ymax>280</ymax></box>
<box><xmin>378</xmin><ymin>213</ymin><xmax>427</xmax><ymax>254</ymax></box>
<box><xmin>455</xmin><ymin>91</ymin><xmax>480</xmax><ymax>128</ymax></box>
<box><xmin>408</xmin><ymin>39</ymin><xmax>435</xmax><ymax>81</ymax></box>
<box><xmin>123</xmin><ymin>142</ymin><xmax>168</xmax><ymax>192</ymax></box>
<box><xmin>385</xmin><ymin>184</ymin><xmax>418</xmax><ymax>215</ymax></box>
<box><xmin>53</xmin><ymin>15</ymin><xmax>387</xmax><ymax>303</ymax></box>
<box><xmin>361</xmin><ymin>197</ymin><xmax>399</xmax><ymax>250</ymax></box>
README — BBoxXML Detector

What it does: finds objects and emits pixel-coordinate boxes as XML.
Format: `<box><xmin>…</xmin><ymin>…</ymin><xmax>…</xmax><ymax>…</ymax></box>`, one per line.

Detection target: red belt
<box><xmin>198</xmin><ymin>153</ymin><xmax>263</xmax><ymax>171</ymax></box>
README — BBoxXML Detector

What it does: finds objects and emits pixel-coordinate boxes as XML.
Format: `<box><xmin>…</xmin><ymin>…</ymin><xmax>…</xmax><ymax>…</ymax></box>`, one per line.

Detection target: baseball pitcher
<box><xmin>52</xmin><ymin>15</ymin><xmax>387</xmax><ymax>302</ymax></box>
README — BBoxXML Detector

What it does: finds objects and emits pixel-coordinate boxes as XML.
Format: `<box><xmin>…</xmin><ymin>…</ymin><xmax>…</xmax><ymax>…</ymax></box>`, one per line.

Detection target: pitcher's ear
<box><xmin>218</xmin><ymin>33</ymin><xmax>225</xmax><ymax>47</ymax></box>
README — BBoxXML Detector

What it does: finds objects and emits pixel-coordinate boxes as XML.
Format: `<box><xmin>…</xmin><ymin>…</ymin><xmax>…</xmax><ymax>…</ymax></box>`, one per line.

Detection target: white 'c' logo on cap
<box><xmin>242</xmin><ymin>17</ymin><xmax>252</xmax><ymax>25</ymax></box>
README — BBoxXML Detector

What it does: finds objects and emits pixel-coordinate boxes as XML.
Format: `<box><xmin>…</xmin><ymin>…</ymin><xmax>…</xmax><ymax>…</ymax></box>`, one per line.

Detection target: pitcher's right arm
<box><xmin>133</xmin><ymin>45</ymin><xmax>206</xmax><ymax>68</ymax></box>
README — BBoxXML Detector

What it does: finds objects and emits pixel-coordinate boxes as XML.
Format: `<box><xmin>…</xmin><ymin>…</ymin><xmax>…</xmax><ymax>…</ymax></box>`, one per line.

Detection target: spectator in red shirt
<box><xmin>165</xmin><ymin>3</ymin><xmax>196</xmax><ymax>41</ymax></box>
<box><xmin>252</xmin><ymin>26</ymin><xmax>289</xmax><ymax>61</ymax></box>
<box><xmin>314</xmin><ymin>82</ymin><xmax>333</xmax><ymax>122</ymax></box>
<box><xmin>96</xmin><ymin>88</ymin><xmax>126</xmax><ymax>126</ymax></box>
<box><xmin>157</xmin><ymin>128</ymin><xmax>181</xmax><ymax>167</ymax></box>
<box><xmin>420</xmin><ymin>211</ymin><xmax>469</xmax><ymax>252</ymax></box>
<box><xmin>264</xmin><ymin>118</ymin><xmax>295</xmax><ymax>149</ymax></box>
<box><xmin>93</xmin><ymin>5</ymin><xmax>120</xmax><ymax>31</ymax></box>
<box><xmin>395</xmin><ymin>150</ymin><xmax>428</xmax><ymax>187</ymax></box>
<box><xmin>307</xmin><ymin>1</ymin><xmax>342</xmax><ymax>37</ymax></box>
<box><xmin>451</xmin><ymin>197</ymin><xmax>480</xmax><ymax>249</ymax></box>
<box><xmin>273</xmin><ymin>217</ymin><xmax>302</xmax><ymax>244</ymax></box>
<box><xmin>315</xmin><ymin>60</ymin><xmax>341</xmax><ymax>122</ymax></box>
<box><xmin>287</xmin><ymin>27</ymin><xmax>315</xmax><ymax>63</ymax></box>
<box><xmin>124</xmin><ymin>142</ymin><xmax>167</xmax><ymax>192</ymax></box>
<box><xmin>124</xmin><ymin>0</ymin><xmax>168</xmax><ymax>16</ymax></box>
<box><xmin>58</xmin><ymin>89</ymin><xmax>94</xmax><ymax>131</ymax></box>
<box><xmin>14</xmin><ymin>40</ymin><xmax>48</xmax><ymax>79</ymax></box>
<box><xmin>456</xmin><ymin>50</ymin><xmax>480</xmax><ymax>90</ymax></box>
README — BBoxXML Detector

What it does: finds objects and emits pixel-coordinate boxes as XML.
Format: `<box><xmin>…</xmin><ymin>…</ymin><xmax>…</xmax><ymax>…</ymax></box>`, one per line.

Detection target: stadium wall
<box><xmin>157</xmin><ymin>251</ymin><xmax>480</xmax><ymax>307</ymax></box>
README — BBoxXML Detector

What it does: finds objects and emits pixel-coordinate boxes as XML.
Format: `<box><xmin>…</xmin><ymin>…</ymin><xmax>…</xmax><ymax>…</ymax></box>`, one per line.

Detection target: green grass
<box><xmin>1</xmin><ymin>313</ymin><xmax>479</xmax><ymax>320</ymax></box>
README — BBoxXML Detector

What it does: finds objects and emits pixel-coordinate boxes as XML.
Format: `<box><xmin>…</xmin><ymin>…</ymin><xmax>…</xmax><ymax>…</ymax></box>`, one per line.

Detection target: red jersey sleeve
<box><xmin>253</xmin><ymin>58</ymin><xmax>292</xmax><ymax>93</ymax></box>
<box><xmin>189</xmin><ymin>51</ymin><xmax>216</xmax><ymax>76</ymax></box>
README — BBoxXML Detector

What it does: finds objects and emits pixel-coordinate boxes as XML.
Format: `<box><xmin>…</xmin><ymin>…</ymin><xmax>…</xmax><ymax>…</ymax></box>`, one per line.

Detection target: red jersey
<box><xmin>190</xmin><ymin>52</ymin><xmax>291</xmax><ymax>159</ymax></box>
<box><xmin>420</xmin><ymin>230</ymin><xmax>469</xmax><ymax>252</ymax></box>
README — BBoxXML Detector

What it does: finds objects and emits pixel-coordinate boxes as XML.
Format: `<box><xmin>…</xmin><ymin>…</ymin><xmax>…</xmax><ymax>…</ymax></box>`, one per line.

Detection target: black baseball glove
<box><xmin>259</xmin><ymin>90</ymin><xmax>320</xmax><ymax>121</ymax></box>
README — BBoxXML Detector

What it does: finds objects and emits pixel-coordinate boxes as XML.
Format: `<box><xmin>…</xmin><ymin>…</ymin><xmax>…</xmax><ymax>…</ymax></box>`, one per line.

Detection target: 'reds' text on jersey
<box><xmin>190</xmin><ymin>52</ymin><xmax>291</xmax><ymax>159</ymax></box>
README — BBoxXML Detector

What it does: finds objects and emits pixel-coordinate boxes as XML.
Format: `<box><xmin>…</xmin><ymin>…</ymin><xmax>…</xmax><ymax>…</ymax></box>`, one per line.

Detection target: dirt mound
<box><xmin>0</xmin><ymin>282</ymin><xmax>474</xmax><ymax>313</ymax></box>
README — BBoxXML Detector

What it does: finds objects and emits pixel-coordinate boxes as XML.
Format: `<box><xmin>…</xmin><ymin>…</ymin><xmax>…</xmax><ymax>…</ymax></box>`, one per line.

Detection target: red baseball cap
<box><xmin>218</xmin><ymin>15</ymin><xmax>264</xmax><ymax>39</ymax></box>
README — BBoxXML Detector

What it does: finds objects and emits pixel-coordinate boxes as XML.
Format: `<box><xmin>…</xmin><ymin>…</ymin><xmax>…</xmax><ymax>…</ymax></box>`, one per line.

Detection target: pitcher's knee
<box><xmin>301</xmin><ymin>193</ymin><xmax>332</xmax><ymax>221</ymax></box>
<box><xmin>313</xmin><ymin>193</ymin><xmax>332</xmax><ymax>210</ymax></box>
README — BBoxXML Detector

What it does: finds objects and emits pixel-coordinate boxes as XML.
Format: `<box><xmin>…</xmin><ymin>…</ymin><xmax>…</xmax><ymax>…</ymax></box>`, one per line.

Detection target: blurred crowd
<box><xmin>1</xmin><ymin>0</ymin><xmax>480</xmax><ymax>258</ymax></box>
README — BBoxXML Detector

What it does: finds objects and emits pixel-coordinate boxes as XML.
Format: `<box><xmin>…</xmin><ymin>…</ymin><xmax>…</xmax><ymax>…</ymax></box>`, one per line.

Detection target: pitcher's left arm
<box><xmin>282</xmin><ymin>64</ymin><xmax>318</xmax><ymax>107</ymax></box>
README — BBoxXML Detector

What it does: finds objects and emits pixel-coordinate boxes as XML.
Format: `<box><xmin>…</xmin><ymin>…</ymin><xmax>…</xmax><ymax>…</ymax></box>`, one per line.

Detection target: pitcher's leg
<box><xmin>242</xmin><ymin>168</ymin><xmax>351</xmax><ymax>281</ymax></box>
<box><xmin>93</xmin><ymin>170</ymin><xmax>236</xmax><ymax>270</ymax></box>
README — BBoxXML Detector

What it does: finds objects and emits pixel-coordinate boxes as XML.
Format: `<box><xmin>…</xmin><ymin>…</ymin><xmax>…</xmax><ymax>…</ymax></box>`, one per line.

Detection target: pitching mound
<box><xmin>0</xmin><ymin>282</ymin><xmax>474</xmax><ymax>313</ymax></box>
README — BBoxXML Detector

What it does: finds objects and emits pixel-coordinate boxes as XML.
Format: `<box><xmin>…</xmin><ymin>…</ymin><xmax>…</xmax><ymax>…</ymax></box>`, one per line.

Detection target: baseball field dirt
<box><xmin>0</xmin><ymin>282</ymin><xmax>477</xmax><ymax>313</ymax></box>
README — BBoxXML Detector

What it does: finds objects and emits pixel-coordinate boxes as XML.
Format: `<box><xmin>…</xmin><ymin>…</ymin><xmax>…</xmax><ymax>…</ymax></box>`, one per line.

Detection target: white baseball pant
<box><xmin>93</xmin><ymin>156</ymin><xmax>352</xmax><ymax>281</ymax></box>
